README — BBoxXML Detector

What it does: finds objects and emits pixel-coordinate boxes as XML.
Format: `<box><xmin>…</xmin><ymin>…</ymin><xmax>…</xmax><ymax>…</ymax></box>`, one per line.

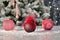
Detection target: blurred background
<box><xmin>0</xmin><ymin>0</ymin><xmax>60</xmax><ymax>26</ymax></box>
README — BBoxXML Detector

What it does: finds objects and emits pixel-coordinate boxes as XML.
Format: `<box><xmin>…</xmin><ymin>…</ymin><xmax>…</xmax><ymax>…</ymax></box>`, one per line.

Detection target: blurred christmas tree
<box><xmin>0</xmin><ymin>0</ymin><xmax>48</xmax><ymax>26</ymax></box>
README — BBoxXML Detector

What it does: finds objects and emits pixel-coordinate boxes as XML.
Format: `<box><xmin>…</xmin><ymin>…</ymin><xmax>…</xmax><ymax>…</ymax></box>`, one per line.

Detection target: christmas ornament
<box><xmin>22</xmin><ymin>15</ymin><xmax>36</xmax><ymax>32</ymax></box>
<box><xmin>42</xmin><ymin>19</ymin><xmax>54</xmax><ymax>30</ymax></box>
<box><xmin>3</xmin><ymin>20</ymin><xmax>15</xmax><ymax>31</ymax></box>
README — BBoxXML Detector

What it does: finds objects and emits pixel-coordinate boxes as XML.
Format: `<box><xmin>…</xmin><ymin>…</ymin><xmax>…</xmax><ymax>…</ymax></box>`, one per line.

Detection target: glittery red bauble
<box><xmin>22</xmin><ymin>16</ymin><xmax>36</xmax><ymax>32</ymax></box>
<box><xmin>24</xmin><ymin>23</ymin><xmax>36</xmax><ymax>32</ymax></box>
<box><xmin>3</xmin><ymin>20</ymin><xmax>15</xmax><ymax>31</ymax></box>
<box><xmin>42</xmin><ymin>19</ymin><xmax>54</xmax><ymax>30</ymax></box>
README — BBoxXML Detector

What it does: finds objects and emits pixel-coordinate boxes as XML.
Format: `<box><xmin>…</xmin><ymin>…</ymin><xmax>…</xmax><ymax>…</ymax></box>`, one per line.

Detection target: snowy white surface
<box><xmin>0</xmin><ymin>26</ymin><xmax>60</xmax><ymax>40</ymax></box>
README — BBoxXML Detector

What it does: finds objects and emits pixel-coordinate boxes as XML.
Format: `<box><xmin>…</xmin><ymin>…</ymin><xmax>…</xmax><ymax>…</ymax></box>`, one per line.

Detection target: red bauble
<box><xmin>42</xmin><ymin>19</ymin><xmax>54</xmax><ymax>30</ymax></box>
<box><xmin>24</xmin><ymin>23</ymin><xmax>36</xmax><ymax>32</ymax></box>
<box><xmin>22</xmin><ymin>15</ymin><xmax>36</xmax><ymax>32</ymax></box>
<box><xmin>3</xmin><ymin>20</ymin><xmax>15</xmax><ymax>31</ymax></box>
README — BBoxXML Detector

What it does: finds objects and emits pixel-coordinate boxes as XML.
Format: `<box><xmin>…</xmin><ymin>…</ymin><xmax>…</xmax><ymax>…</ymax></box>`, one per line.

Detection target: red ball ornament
<box><xmin>24</xmin><ymin>23</ymin><xmax>36</xmax><ymax>32</ymax></box>
<box><xmin>42</xmin><ymin>19</ymin><xmax>54</xmax><ymax>30</ymax></box>
<box><xmin>3</xmin><ymin>20</ymin><xmax>15</xmax><ymax>31</ymax></box>
<box><xmin>22</xmin><ymin>16</ymin><xmax>36</xmax><ymax>32</ymax></box>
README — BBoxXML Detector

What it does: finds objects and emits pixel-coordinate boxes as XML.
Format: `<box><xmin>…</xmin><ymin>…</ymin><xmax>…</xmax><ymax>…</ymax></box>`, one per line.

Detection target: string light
<box><xmin>57</xmin><ymin>8</ymin><xmax>59</xmax><ymax>10</ymax></box>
